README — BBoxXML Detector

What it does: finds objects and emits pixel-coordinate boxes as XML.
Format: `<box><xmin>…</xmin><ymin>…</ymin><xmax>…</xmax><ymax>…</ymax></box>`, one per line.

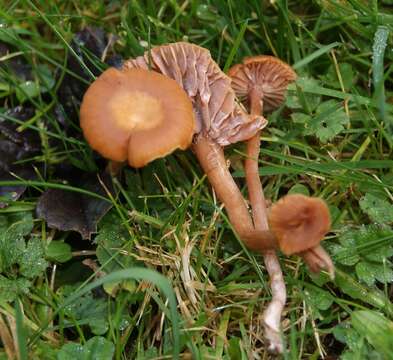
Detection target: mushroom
<box><xmin>124</xmin><ymin>43</ymin><xmax>331</xmax><ymax>353</ymax></box>
<box><xmin>124</xmin><ymin>42</ymin><xmax>279</xmax><ymax>248</ymax></box>
<box><xmin>80</xmin><ymin>67</ymin><xmax>195</xmax><ymax>168</ymax></box>
<box><xmin>268</xmin><ymin>193</ymin><xmax>334</xmax><ymax>272</ymax></box>
<box><xmin>228</xmin><ymin>56</ymin><xmax>334</xmax><ymax>276</ymax></box>
<box><xmin>269</xmin><ymin>194</ymin><xmax>331</xmax><ymax>255</ymax></box>
<box><xmin>228</xmin><ymin>56</ymin><xmax>295</xmax><ymax>353</ymax></box>
<box><xmin>228</xmin><ymin>56</ymin><xmax>297</xmax><ymax>230</ymax></box>
<box><xmin>229</xmin><ymin>56</ymin><xmax>333</xmax><ymax>353</ymax></box>
<box><xmin>80</xmin><ymin>42</ymin><xmax>331</xmax><ymax>354</ymax></box>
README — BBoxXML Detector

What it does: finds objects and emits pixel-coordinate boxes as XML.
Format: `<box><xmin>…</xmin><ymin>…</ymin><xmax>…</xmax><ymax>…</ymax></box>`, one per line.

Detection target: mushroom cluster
<box><xmin>79</xmin><ymin>42</ymin><xmax>334</xmax><ymax>354</ymax></box>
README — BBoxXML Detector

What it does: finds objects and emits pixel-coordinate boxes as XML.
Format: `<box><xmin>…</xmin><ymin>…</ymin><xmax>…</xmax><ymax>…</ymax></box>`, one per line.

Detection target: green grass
<box><xmin>0</xmin><ymin>0</ymin><xmax>393</xmax><ymax>359</ymax></box>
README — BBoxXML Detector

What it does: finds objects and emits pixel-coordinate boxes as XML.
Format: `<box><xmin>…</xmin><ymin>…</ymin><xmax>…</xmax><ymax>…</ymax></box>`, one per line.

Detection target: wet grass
<box><xmin>0</xmin><ymin>1</ymin><xmax>393</xmax><ymax>359</ymax></box>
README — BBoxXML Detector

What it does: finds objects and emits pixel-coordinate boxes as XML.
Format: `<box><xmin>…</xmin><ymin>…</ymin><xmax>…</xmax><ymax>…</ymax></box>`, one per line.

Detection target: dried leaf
<box><xmin>0</xmin><ymin>106</ymin><xmax>40</xmax><ymax>207</ymax></box>
<box><xmin>35</xmin><ymin>173</ymin><xmax>114</xmax><ymax>239</ymax></box>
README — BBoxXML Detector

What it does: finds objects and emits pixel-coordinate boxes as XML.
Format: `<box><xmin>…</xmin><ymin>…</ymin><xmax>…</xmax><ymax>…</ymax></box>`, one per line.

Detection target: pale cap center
<box><xmin>109</xmin><ymin>90</ymin><xmax>164</xmax><ymax>131</ymax></box>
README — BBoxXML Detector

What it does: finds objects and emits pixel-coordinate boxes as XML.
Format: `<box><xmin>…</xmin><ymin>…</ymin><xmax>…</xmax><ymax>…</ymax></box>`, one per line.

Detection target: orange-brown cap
<box><xmin>80</xmin><ymin>67</ymin><xmax>195</xmax><ymax>168</ymax></box>
<box><xmin>228</xmin><ymin>56</ymin><xmax>297</xmax><ymax>112</ymax></box>
<box><xmin>268</xmin><ymin>194</ymin><xmax>331</xmax><ymax>255</ymax></box>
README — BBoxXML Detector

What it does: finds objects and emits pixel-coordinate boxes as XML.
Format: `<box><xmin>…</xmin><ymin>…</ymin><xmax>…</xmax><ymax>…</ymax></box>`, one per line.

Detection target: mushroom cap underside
<box><xmin>80</xmin><ymin>67</ymin><xmax>195</xmax><ymax>168</ymax></box>
<box><xmin>228</xmin><ymin>55</ymin><xmax>297</xmax><ymax>112</ymax></box>
<box><xmin>268</xmin><ymin>194</ymin><xmax>331</xmax><ymax>255</ymax></box>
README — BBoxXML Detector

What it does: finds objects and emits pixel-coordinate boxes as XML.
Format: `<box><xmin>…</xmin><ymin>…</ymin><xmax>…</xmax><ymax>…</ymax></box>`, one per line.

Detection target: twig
<box><xmin>0</xmin><ymin>314</ymin><xmax>15</xmax><ymax>360</ymax></box>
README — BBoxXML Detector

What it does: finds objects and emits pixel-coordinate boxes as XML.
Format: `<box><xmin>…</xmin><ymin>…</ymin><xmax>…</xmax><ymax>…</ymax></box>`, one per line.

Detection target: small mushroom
<box><xmin>229</xmin><ymin>56</ymin><xmax>296</xmax><ymax>353</ymax></box>
<box><xmin>269</xmin><ymin>194</ymin><xmax>331</xmax><ymax>255</ymax></box>
<box><xmin>229</xmin><ymin>56</ymin><xmax>333</xmax><ymax>276</ymax></box>
<box><xmin>80</xmin><ymin>67</ymin><xmax>195</xmax><ymax>168</ymax></box>
<box><xmin>269</xmin><ymin>195</ymin><xmax>334</xmax><ymax>276</ymax></box>
<box><xmin>229</xmin><ymin>56</ymin><xmax>333</xmax><ymax>353</ymax></box>
<box><xmin>228</xmin><ymin>55</ymin><xmax>297</xmax><ymax>230</ymax></box>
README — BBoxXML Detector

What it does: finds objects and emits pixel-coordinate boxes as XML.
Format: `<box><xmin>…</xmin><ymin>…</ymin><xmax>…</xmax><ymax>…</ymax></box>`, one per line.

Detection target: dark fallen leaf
<box><xmin>0</xmin><ymin>106</ymin><xmax>40</xmax><ymax>207</ymax></box>
<box><xmin>0</xmin><ymin>43</ymin><xmax>7</xmax><ymax>56</ymax></box>
<box><xmin>0</xmin><ymin>42</ymin><xmax>33</xmax><ymax>82</ymax></box>
<box><xmin>70</xmin><ymin>26</ymin><xmax>109</xmax><ymax>78</ymax></box>
<box><xmin>55</xmin><ymin>27</ymin><xmax>118</xmax><ymax>129</ymax></box>
<box><xmin>52</xmin><ymin>160</ymin><xmax>90</xmax><ymax>183</ymax></box>
<box><xmin>0</xmin><ymin>106</ymin><xmax>39</xmax><ymax>153</ymax></box>
<box><xmin>106</xmin><ymin>54</ymin><xmax>123</xmax><ymax>69</ymax></box>
<box><xmin>0</xmin><ymin>140</ymin><xmax>22</xmax><ymax>169</ymax></box>
<box><xmin>36</xmin><ymin>173</ymin><xmax>114</xmax><ymax>239</ymax></box>
<box><xmin>0</xmin><ymin>165</ymin><xmax>37</xmax><ymax>208</ymax></box>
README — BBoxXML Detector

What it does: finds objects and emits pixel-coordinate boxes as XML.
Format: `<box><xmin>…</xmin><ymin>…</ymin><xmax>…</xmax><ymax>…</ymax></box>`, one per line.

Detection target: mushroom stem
<box><xmin>262</xmin><ymin>251</ymin><xmax>286</xmax><ymax>353</ymax></box>
<box><xmin>192</xmin><ymin>135</ymin><xmax>276</xmax><ymax>250</ymax></box>
<box><xmin>106</xmin><ymin>160</ymin><xmax>125</xmax><ymax>176</ymax></box>
<box><xmin>246</xmin><ymin>90</ymin><xmax>269</xmax><ymax>229</ymax></box>
<box><xmin>300</xmin><ymin>245</ymin><xmax>335</xmax><ymax>279</ymax></box>
<box><xmin>246</xmin><ymin>90</ymin><xmax>286</xmax><ymax>353</ymax></box>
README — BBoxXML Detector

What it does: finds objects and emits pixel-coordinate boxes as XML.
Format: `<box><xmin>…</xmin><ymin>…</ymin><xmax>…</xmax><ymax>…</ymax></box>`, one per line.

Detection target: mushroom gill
<box><xmin>229</xmin><ymin>55</ymin><xmax>297</xmax><ymax>111</ymax></box>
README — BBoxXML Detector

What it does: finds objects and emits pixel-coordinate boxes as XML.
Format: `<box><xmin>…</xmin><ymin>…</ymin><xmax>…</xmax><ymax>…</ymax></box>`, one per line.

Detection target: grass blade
<box><xmin>15</xmin><ymin>299</ymin><xmax>28</xmax><ymax>360</ymax></box>
<box><xmin>223</xmin><ymin>19</ymin><xmax>248</xmax><ymax>72</ymax></box>
<box><xmin>372</xmin><ymin>26</ymin><xmax>389</xmax><ymax>124</ymax></box>
<box><xmin>293</xmin><ymin>42</ymin><xmax>341</xmax><ymax>70</ymax></box>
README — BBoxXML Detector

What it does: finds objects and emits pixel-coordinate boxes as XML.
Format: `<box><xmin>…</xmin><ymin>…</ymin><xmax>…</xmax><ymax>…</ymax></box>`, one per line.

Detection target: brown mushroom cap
<box><xmin>268</xmin><ymin>194</ymin><xmax>331</xmax><ymax>255</ymax></box>
<box><xmin>80</xmin><ymin>67</ymin><xmax>195</xmax><ymax>168</ymax></box>
<box><xmin>228</xmin><ymin>55</ymin><xmax>297</xmax><ymax>112</ymax></box>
